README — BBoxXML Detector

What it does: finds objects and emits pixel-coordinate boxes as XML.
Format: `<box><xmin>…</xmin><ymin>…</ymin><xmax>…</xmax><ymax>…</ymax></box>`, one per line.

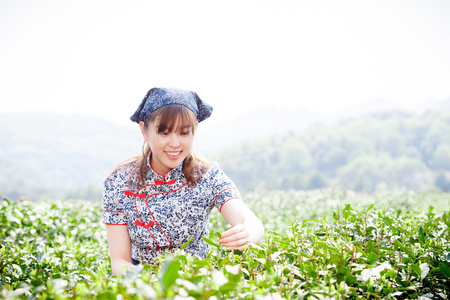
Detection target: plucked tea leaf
<box><xmin>202</xmin><ymin>236</ymin><xmax>219</xmax><ymax>247</ymax></box>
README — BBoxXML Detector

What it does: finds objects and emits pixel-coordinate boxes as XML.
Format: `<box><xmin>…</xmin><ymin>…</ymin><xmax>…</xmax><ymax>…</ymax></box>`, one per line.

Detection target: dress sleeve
<box><xmin>209</xmin><ymin>162</ymin><xmax>241</xmax><ymax>212</ymax></box>
<box><xmin>102</xmin><ymin>170</ymin><xmax>127</xmax><ymax>225</ymax></box>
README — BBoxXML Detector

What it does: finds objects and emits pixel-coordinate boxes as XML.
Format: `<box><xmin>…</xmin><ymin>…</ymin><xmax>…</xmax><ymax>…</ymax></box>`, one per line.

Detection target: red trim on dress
<box><xmin>125</xmin><ymin>151</ymin><xmax>187</xmax><ymax>255</ymax></box>
<box><xmin>138</xmin><ymin>183</ymin><xmax>188</xmax><ymax>254</ymax></box>
<box><xmin>219</xmin><ymin>197</ymin><xmax>240</xmax><ymax>212</ymax></box>
<box><xmin>154</xmin><ymin>179</ymin><xmax>176</xmax><ymax>185</ymax></box>
<box><xmin>148</xmin><ymin>151</ymin><xmax>177</xmax><ymax>183</ymax></box>
<box><xmin>125</xmin><ymin>190</ymin><xmax>146</xmax><ymax>198</ymax></box>
<box><xmin>134</xmin><ymin>195</ymin><xmax>162</xmax><ymax>254</ymax></box>
<box><xmin>128</xmin><ymin>182</ymin><xmax>187</xmax><ymax>255</ymax></box>
<box><xmin>214</xmin><ymin>188</ymin><xmax>237</xmax><ymax>207</ymax></box>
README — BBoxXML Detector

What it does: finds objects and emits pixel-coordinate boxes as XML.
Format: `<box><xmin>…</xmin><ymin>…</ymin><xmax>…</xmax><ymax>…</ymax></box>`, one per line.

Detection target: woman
<box><xmin>103</xmin><ymin>87</ymin><xmax>264</xmax><ymax>275</ymax></box>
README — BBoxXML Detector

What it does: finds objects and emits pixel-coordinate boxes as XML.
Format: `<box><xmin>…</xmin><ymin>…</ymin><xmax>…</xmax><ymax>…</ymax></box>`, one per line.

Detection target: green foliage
<box><xmin>213</xmin><ymin>111</ymin><xmax>450</xmax><ymax>192</ymax></box>
<box><xmin>1</xmin><ymin>190</ymin><xmax>449</xmax><ymax>299</ymax></box>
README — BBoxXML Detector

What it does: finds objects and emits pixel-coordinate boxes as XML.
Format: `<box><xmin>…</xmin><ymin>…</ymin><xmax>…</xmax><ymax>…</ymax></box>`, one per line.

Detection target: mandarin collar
<box><xmin>145</xmin><ymin>152</ymin><xmax>186</xmax><ymax>187</ymax></box>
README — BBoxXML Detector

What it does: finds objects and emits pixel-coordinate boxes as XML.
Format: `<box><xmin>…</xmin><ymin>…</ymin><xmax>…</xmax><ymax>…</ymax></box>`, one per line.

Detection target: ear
<box><xmin>139</xmin><ymin>121</ymin><xmax>148</xmax><ymax>141</ymax></box>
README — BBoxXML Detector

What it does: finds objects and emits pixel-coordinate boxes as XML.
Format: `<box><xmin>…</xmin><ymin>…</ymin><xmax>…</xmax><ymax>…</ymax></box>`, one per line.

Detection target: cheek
<box><xmin>148</xmin><ymin>136</ymin><xmax>165</xmax><ymax>150</ymax></box>
<box><xmin>183</xmin><ymin>136</ymin><xmax>195</xmax><ymax>147</ymax></box>
<box><xmin>149</xmin><ymin>132</ymin><xmax>165</xmax><ymax>143</ymax></box>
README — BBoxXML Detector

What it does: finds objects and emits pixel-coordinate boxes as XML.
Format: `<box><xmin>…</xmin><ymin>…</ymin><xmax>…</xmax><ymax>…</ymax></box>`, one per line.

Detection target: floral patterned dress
<box><xmin>102</xmin><ymin>153</ymin><xmax>240</xmax><ymax>264</ymax></box>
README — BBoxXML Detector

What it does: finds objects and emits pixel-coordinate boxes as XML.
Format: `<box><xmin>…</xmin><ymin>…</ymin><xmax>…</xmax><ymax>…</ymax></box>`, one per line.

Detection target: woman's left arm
<box><xmin>219</xmin><ymin>198</ymin><xmax>264</xmax><ymax>250</ymax></box>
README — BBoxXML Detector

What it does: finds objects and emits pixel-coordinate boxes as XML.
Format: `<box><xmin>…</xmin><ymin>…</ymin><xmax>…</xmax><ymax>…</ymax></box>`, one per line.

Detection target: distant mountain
<box><xmin>1</xmin><ymin>98</ymin><xmax>449</xmax><ymax>200</ymax></box>
<box><xmin>195</xmin><ymin>98</ymin><xmax>450</xmax><ymax>155</ymax></box>
<box><xmin>0</xmin><ymin>112</ymin><xmax>141</xmax><ymax>200</ymax></box>
<box><xmin>195</xmin><ymin>107</ymin><xmax>337</xmax><ymax>155</ymax></box>
<box><xmin>211</xmin><ymin>110</ymin><xmax>450</xmax><ymax>192</ymax></box>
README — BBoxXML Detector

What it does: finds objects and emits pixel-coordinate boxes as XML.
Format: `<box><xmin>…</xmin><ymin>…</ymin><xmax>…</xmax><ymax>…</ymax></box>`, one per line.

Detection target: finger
<box><xmin>226</xmin><ymin>241</ymin><xmax>250</xmax><ymax>251</ymax></box>
<box><xmin>220</xmin><ymin>235</ymin><xmax>249</xmax><ymax>248</ymax></box>
<box><xmin>219</xmin><ymin>224</ymin><xmax>245</xmax><ymax>239</ymax></box>
<box><xmin>221</xmin><ymin>239</ymin><xmax>247</xmax><ymax>248</ymax></box>
<box><xmin>219</xmin><ymin>231</ymin><xmax>249</xmax><ymax>244</ymax></box>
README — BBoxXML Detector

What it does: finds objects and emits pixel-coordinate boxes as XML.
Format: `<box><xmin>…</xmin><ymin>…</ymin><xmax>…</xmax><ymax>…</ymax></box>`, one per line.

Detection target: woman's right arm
<box><xmin>106</xmin><ymin>224</ymin><xmax>135</xmax><ymax>275</ymax></box>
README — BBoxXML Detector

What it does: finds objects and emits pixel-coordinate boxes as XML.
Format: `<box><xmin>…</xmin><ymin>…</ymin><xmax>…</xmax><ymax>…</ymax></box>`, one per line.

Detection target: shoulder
<box><xmin>104</xmin><ymin>158</ymin><xmax>140</xmax><ymax>185</ymax></box>
<box><xmin>202</xmin><ymin>161</ymin><xmax>232</xmax><ymax>182</ymax></box>
<box><xmin>204</xmin><ymin>160</ymin><xmax>220</xmax><ymax>175</ymax></box>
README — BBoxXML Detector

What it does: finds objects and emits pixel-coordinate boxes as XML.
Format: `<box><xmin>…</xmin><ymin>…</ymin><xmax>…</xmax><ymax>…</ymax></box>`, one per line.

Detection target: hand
<box><xmin>218</xmin><ymin>224</ymin><xmax>250</xmax><ymax>251</ymax></box>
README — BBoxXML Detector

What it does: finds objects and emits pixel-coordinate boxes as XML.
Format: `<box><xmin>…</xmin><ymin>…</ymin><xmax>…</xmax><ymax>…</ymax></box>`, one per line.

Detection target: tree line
<box><xmin>212</xmin><ymin>111</ymin><xmax>450</xmax><ymax>192</ymax></box>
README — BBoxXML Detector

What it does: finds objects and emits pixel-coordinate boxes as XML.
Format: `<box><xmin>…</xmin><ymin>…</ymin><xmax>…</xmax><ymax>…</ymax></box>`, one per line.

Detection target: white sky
<box><xmin>1</xmin><ymin>0</ymin><xmax>450</xmax><ymax>129</ymax></box>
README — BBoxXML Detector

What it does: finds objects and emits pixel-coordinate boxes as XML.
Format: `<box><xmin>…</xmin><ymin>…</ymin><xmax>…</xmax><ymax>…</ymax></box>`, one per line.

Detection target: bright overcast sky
<box><xmin>1</xmin><ymin>0</ymin><xmax>450</xmax><ymax>128</ymax></box>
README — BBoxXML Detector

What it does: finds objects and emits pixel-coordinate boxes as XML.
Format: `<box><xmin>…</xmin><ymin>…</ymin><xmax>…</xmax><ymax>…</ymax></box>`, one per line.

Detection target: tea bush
<box><xmin>1</xmin><ymin>190</ymin><xmax>449</xmax><ymax>299</ymax></box>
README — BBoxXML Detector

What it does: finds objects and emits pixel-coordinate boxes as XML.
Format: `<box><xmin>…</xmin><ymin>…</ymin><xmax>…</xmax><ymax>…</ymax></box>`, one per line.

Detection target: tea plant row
<box><xmin>1</xmin><ymin>190</ymin><xmax>449</xmax><ymax>299</ymax></box>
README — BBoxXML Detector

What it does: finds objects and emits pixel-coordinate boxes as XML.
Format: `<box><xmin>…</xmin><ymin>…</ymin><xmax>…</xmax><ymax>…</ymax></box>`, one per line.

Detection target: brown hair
<box><xmin>131</xmin><ymin>104</ymin><xmax>209</xmax><ymax>188</ymax></box>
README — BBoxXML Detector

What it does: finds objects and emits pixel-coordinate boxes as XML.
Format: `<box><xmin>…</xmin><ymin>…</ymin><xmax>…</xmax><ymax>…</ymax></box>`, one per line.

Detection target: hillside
<box><xmin>195</xmin><ymin>98</ymin><xmax>450</xmax><ymax>155</ymax></box>
<box><xmin>1</xmin><ymin>106</ymin><xmax>450</xmax><ymax>201</ymax></box>
<box><xmin>0</xmin><ymin>113</ymin><xmax>142</xmax><ymax>200</ymax></box>
<box><xmin>212</xmin><ymin>110</ymin><xmax>450</xmax><ymax>192</ymax></box>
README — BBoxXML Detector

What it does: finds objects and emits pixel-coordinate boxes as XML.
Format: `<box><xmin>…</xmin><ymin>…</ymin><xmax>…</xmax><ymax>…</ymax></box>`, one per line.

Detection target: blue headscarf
<box><xmin>130</xmin><ymin>87</ymin><xmax>213</xmax><ymax>123</ymax></box>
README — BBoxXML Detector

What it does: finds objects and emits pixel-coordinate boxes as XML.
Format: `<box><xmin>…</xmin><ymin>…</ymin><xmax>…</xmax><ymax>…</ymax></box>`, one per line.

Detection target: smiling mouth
<box><xmin>166</xmin><ymin>151</ymin><xmax>181</xmax><ymax>157</ymax></box>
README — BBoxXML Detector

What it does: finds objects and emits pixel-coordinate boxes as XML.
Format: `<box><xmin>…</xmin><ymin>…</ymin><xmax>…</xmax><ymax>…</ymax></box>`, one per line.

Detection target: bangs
<box><xmin>148</xmin><ymin>104</ymin><xmax>197</xmax><ymax>133</ymax></box>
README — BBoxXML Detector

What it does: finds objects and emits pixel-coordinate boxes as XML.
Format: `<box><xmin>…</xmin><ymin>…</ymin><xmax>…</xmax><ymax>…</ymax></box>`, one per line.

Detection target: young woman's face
<box><xmin>140</xmin><ymin>117</ymin><xmax>195</xmax><ymax>175</ymax></box>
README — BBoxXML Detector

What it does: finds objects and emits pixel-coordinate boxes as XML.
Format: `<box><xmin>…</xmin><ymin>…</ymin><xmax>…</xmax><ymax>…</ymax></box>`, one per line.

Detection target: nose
<box><xmin>169</xmin><ymin>133</ymin><xmax>180</xmax><ymax>147</ymax></box>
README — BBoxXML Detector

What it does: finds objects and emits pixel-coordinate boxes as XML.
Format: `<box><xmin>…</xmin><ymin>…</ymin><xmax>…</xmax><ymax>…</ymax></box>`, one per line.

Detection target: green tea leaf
<box><xmin>314</xmin><ymin>242</ymin><xmax>339</xmax><ymax>253</ymax></box>
<box><xmin>419</xmin><ymin>263</ymin><xmax>429</xmax><ymax>280</ymax></box>
<box><xmin>418</xmin><ymin>226</ymin><xmax>426</xmax><ymax>238</ymax></box>
<box><xmin>158</xmin><ymin>257</ymin><xmax>181</xmax><ymax>293</ymax></box>
<box><xmin>439</xmin><ymin>263</ymin><xmax>450</xmax><ymax>278</ymax></box>
<box><xmin>332</xmin><ymin>212</ymin><xmax>338</xmax><ymax>221</ymax></box>
<box><xmin>410</xmin><ymin>264</ymin><xmax>422</xmax><ymax>278</ymax></box>
<box><xmin>180</xmin><ymin>238</ymin><xmax>193</xmax><ymax>251</ymax></box>
<box><xmin>394</xmin><ymin>239</ymin><xmax>403</xmax><ymax>250</ymax></box>
<box><xmin>383</xmin><ymin>216</ymin><xmax>393</xmax><ymax>226</ymax></box>
<box><xmin>302</xmin><ymin>219</ymin><xmax>319</xmax><ymax>227</ymax></box>
<box><xmin>366</xmin><ymin>252</ymin><xmax>378</xmax><ymax>264</ymax></box>
<box><xmin>12</xmin><ymin>264</ymin><xmax>22</xmax><ymax>274</ymax></box>
<box><xmin>202</xmin><ymin>236</ymin><xmax>219</xmax><ymax>248</ymax></box>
